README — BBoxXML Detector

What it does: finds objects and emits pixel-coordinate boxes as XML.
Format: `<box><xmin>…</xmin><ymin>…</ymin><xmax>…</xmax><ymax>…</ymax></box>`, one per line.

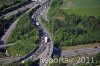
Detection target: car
<box><xmin>45</xmin><ymin>6</ymin><xmax>47</xmax><ymax>8</ymax></box>
<box><xmin>36</xmin><ymin>21</ymin><xmax>40</xmax><ymax>26</ymax></box>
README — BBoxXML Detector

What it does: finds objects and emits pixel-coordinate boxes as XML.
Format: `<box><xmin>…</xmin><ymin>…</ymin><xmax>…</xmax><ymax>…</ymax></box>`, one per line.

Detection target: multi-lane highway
<box><xmin>3</xmin><ymin>2</ymin><xmax>37</xmax><ymax>18</ymax></box>
<box><xmin>17</xmin><ymin>1</ymin><xmax>54</xmax><ymax>66</ymax></box>
<box><xmin>0</xmin><ymin>0</ymin><xmax>54</xmax><ymax>66</ymax></box>
<box><xmin>31</xmin><ymin>1</ymin><xmax>54</xmax><ymax>66</ymax></box>
<box><xmin>1</xmin><ymin>4</ymin><xmax>39</xmax><ymax>44</ymax></box>
<box><xmin>1</xmin><ymin>0</ymin><xmax>100</xmax><ymax>66</ymax></box>
<box><xmin>2</xmin><ymin>0</ymin><xmax>48</xmax><ymax>19</ymax></box>
<box><xmin>1</xmin><ymin>2</ymin><xmax>53</xmax><ymax>65</ymax></box>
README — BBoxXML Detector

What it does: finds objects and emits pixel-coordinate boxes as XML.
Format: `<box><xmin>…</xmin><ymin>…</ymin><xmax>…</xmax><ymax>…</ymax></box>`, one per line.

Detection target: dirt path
<box><xmin>62</xmin><ymin>43</ymin><xmax>100</xmax><ymax>50</ymax></box>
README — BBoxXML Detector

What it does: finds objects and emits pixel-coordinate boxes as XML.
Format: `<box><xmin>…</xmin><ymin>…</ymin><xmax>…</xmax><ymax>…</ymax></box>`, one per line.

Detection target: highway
<box><xmin>1</xmin><ymin>0</ymin><xmax>100</xmax><ymax>66</ymax></box>
<box><xmin>0</xmin><ymin>43</ymin><xmax>16</xmax><ymax>48</ymax></box>
<box><xmin>3</xmin><ymin>2</ymin><xmax>37</xmax><ymax>18</ymax></box>
<box><xmin>17</xmin><ymin>1</ymin><xmax>54</xmax><ymax>66</ymax></box>
<box><xmin>3</xmin><ymin>0</ymin><xmax>47</xmax><ymax>19</ymax></box>
<box><xmin>31</xmin><ymin>0</ymin><xmax>54</xmax><ymax>66</ymax></box>
<box><xmin>0</xmin><ymin>0</ymin><xmax>54</xmax><ymax>66</ymax></box>
<box><xmin>1</xmin><ymin>4</ymin><xmax>39</xmax><ymax>44</ymax></box>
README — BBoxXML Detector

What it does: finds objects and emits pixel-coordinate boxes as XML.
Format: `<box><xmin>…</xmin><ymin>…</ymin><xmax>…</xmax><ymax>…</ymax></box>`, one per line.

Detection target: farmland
<box><xmin>61</xmin><ymin>0</ymin><xmax>100</xmax><ymax>16</ymax></box>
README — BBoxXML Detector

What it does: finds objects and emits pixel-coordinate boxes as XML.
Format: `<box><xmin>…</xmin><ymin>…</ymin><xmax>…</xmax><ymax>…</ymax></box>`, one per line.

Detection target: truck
<box><xmin>45</xmin><ymin>36</ymin><xmax>48</xmax><ymax>43</ymax></box>
<box><xmin>36</xmin><ymin>21</ymin><xmax>40</xmax><ymax>26</ymax></box>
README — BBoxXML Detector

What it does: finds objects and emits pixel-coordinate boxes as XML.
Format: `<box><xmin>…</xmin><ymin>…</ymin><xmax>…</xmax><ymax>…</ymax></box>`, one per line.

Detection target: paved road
<box><xmin>3</xmin><ymin>0</ymin><xmax>49</xmax><ymax>19</ymax></box>
<box><xmin>3</xmin><ymin>2</ymin><xmax>37</xmax><ymax>18</ymax></box>
<box><xmin>1</xmin><ymin>0</ymin><xmax>100</xmax><ymax>66</ymax></box>
<box><xmin>0</xmin><ymin>57</ymin><xmax>22</xmax><ymax>64</ymax></box>
<box><xmin>2</xmin><ymin>1</ymin><xmax>54</xmax><ymax>66</ymax></box>
<box><xmin>61</xmin><ymin>47</ymin><xmax>100</xmax><ymax>57</ymax></box>
<box><xmin>0</xmin><ymin>3</ymin><xmax>40</xmax><ymax>64</ymax></box>
<box><xmin>0</xmin><ymin>43</ymin><xmax>16</xmax><ymax>48</ymax></box>
<box><xmin>31</xmin><ymin>0</ymin><xmax>54</xmax><ymax>66</ymax></box>
<box><xmin>1</xmin><ymin>4</ymin><xmax>39</xmax><ymax>44</ymax></box>
<box><xmin>1</xmin><ymin>18</ymin><xmax>20</xmax><ymax>44</ymax></box>
<box><xmin>18</xmin><ymin>0</ymin><xmax>54</xmax><ymax>65</ymax></box>
<box><xmin>0</xmin><ymin>0</ymin><xmax>53</xmax><ymax>65</ymax></box>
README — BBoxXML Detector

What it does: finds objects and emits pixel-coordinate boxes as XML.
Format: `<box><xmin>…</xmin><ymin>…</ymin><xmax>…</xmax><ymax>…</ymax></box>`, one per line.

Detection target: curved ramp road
<box><xmin>1</xmin><ymin>4</ymin><xmax>39</xmax><ymax>44</ymax></box>
<box><xmin>0</xmin><ymin>0</ymin><xmax>54</xmax><ymax>65</ymax></box>
<box><xmin>1</xmin><ymin>18</ymin><xmax>20</xmax><ymax>44</ymax></box>
<box><xmin>3</xmin><ymin>2</ymin><xmax>36</xmax><ymax>18</ymax></box>
<box><xmin>0</xmin><ymin>57</ymin><xmax>22</xmax><ymax>63</ymax></box>
<box><xmin>31</xmin><ymin>0</ymin><xmax>54</xmax><ymax>66</ymax></box>
<box><xmin>1</xmin><ymin>0</ymin><xmax>100</xmax><ymax>66</ymax></box>
<box><xmin>0</xmin><ymin>43</ymin><xmax>16</xmax><ymax>48</ymax></box>
<box><xmin>3</xmin><ymin>0</ymin><xmax>49</xmax><ymax>19</ymax></box>
<box><xmin>18</xmin><ymin>0</ymin><xmax>54</xmax><ymax>65</ymax></box>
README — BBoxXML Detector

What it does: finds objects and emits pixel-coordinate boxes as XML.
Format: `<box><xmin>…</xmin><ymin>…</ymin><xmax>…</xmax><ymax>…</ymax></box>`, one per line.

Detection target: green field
<box><xmin>61</xmin><ymin>0</ymin><xmax>100</xmax><ymax>16</ymax></box>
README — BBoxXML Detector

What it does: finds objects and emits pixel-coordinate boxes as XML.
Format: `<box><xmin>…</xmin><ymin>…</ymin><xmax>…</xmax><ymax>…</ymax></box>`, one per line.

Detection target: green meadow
<box><xmin>61</xmin><ymin>0</ymin><xmax>100</xmax><ymax>16</ymax></box>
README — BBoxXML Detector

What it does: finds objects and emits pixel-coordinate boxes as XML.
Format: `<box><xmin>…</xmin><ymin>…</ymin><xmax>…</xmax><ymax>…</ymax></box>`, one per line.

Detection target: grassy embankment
<box><xmin>6</xmin><ymin>12</ymin><xmax>39</xmax><ymax>56</ymax></box>
<box><xmin>0</xmin><ymin>9</ymin><xmax>28</xmax><ymax>58</ymax></box>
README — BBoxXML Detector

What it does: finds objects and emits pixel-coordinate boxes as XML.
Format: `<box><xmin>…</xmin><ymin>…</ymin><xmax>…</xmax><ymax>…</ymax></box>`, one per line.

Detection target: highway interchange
<box><xmin>0</xmin><ymin>0</ymin><xmax>54</xmax><ymax>65</ymax></box>
<box><xmin>18</xmin><ymin>0</ymin><xmax>54</xmax><ymax>66</ymax></box>
<box><xmin>1</xmin><ymin>0</ymin><xmax>54</xmax><ymax>66</ymax></box>
<box><xmin>0</xmin><ymin>0</ymin><xmax>100</xmax><ymax>66</ymax></box>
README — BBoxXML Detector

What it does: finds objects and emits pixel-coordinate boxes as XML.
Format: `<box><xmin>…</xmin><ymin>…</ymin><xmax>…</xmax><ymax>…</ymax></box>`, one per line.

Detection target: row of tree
<box><xmin>0</xmin><ymin>9</ymin><xmax>28</xmax><ymax>38</ymax></box>
<box><xmin>46</xmin><ymin>0</ymin><xmax>100</xmax><ymax>47</ymax></box>
<box><xmin>0</xmin><ymin>0</ymin><xmax>31</xmax><ymax>16</ymax></box>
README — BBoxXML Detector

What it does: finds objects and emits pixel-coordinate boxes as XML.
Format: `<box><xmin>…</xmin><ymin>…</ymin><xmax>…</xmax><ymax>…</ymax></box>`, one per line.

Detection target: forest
<box><xmin>0</xmin><ymin>9</ymin><xmax>27</xmax><ymax>39</ymax></box>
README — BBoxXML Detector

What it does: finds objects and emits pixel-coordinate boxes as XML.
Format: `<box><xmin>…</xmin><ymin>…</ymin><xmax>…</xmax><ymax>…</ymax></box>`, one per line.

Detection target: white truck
<box><xmin>36</xmin><ymin>21</ymin><xmax>40</xmax><ymax>26</ymax></box>
<box><xmin>45</xmin><ymin>36</ymin><xmax>48</xmax><ymax>43</ymax></box>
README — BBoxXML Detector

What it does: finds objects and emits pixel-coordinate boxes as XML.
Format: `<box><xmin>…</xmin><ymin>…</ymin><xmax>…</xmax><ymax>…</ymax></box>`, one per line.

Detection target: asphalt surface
<box><xmin>0</xmin><ymin>43</ymin><xmax>16</xmax><ymax>48</ymax></box>
<box><xmin>3</xmin><ymin>2</ymin><xmax>36</xmax><ymax>18</ymax></box>
<box><xmin>31</xmin><ymin>0</ymin><xmax>54</xmax><ymax>66</ymax></box>
<box><xmin>3</xmin><ymin>0</ymin><xmax>49</xmax><ymax>19</ymax></box>
<box><xmin>18</xmin><ymin>1</ymin><xmax>54</xmax><ymax>66</ymax></box>
<box><xmin>1</xmin><ymin>18</ymin><xmax>20</xmax><ymax>44</ymax></box>
<box><xmin>1</xmin><ymin>0</ymin><xmax>100</xmax><ymax>66</ymax></box>
<box><xmin>0</xmin><ymin>1</ymin><xmax>53</xmax><ymax>65</ymax></box>
<box><xmin>0</xmin><ymin>0</ymin><xmax>53</xmax><ymax>64</ymax></box>
<box><xmin>1</xmin><ymin>4</ymin><xmax>39</xmax><ymax>44</ymax></box>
